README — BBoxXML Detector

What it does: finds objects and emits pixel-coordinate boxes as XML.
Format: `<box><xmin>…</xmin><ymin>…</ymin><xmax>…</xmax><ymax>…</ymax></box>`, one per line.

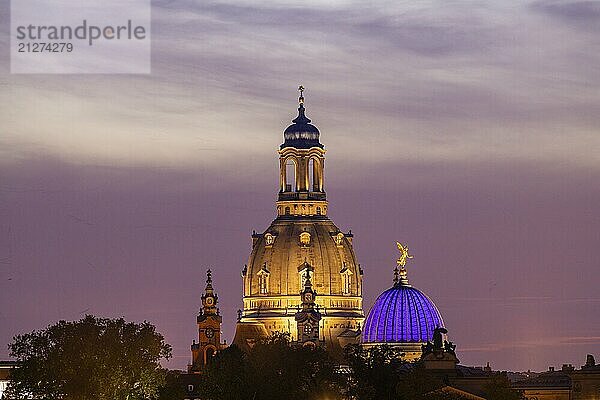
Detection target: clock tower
<box><xmin>295</xmin><ymin>271</ymin><xmax>323</xmax><ymax>346</ymax></box>
<box><xmin>189</xmin><ymin>270</ymin><xmax>226</xmax><ymax>372</ymax></box>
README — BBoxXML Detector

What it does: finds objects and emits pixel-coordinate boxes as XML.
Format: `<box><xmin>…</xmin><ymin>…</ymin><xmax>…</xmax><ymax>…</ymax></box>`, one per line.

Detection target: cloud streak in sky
<box><xmin>1</xmin><ymin>0</ymin><xmax>599</xmax><ymax>167</ymax></box>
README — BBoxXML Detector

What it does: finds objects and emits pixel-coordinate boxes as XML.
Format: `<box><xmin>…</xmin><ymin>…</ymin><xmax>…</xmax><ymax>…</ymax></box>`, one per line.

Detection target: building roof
<box><xmin>428</xmin><ymin>385</ymin><xmax>487</xmax><ymax>400</ymax></box>
<box><xmin>512</xmin><ymin>371</ymin><xmax>572</xmax><ymax>389</ymax></box>
<box><xmin>281</xmin><ymin>97</ymin><xmax>323</xmax><ymax>149</ymax></box>
<box><xmin>362</xmin><ymin>282</ymin><xmax>444</xmax><ymax>343</ymax></box>
<box><xmin>455</xmin><ymin>365</ymin><xmax>492</xmax><ymax>377</ymax></box>
<box><xmin>232</xmin><ymin>321</ymin><xmax>269</xmax><ymax>353</ymax></box>
<box><xmin>0</xmin><ymin>361</ymin><xmax>17</xmax><ymax>367</ymax></box>
<box><xmin>244</xmin><ymin>218</ymin><xmax>363</xmax><ymax>302</ymax></box>
<box><xmin>0</xmin><ymin>361</ymin><xmax>17</xmax><ymax>381</ymax></box>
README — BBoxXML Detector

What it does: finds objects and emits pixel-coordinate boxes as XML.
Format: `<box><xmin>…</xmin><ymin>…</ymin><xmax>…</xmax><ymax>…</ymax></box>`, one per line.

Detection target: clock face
<box><xmin>205</xmin><ymin>328</ymin><xmax>214</xmax><ymax>338</ymax></box>
<box><xmin>305</xmin><ymin>293</ymin><xmax>312</xmax><ymax>302</ymax></box>
<box><xmin>303</xmin><ymin>324</ymin><xmax>313</xmax><ymax>335</ymax></box>
<box><xmin>205</xmin><ymin>297</ymin><xmax>214</xmax><ymax>306</ymax></box>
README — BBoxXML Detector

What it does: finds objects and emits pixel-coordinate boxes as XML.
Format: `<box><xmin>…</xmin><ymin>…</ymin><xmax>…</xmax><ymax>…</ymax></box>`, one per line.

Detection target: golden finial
<box><xmin>395</xmin><ymin>242</ymin><xmax>413</xmax><ymax>286</ymax></box>
<box><xmin>396</xmin><ymin>241</ymin><xmax>414</xmax><ymax>267</ymax></box>
<box><xmin>298</xmin><ymin>85</ymin><xmax>305</xmax><ymax>104</ymax></box>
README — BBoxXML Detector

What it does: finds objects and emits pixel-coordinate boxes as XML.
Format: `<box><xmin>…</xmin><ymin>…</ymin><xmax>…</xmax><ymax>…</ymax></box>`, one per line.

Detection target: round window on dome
<box><xmin>299</xmin><ymin>231</ymin><xmax>311</xmax><ymax>246</ymax></box>
<box><xmin>264</xmin><ymin>233</ymin><xmax>275</xmax><ymax>246</ymax></box>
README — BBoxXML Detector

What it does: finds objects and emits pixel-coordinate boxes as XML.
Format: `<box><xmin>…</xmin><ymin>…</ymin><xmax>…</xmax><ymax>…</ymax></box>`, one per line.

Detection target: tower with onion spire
<box><xmin>233</xmin><ymin>87</ymin><xmax>364</xmax><ymax>359</ymax></box>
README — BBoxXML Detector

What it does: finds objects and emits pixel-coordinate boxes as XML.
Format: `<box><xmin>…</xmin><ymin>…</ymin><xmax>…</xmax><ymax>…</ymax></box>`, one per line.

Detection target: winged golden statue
<box><xmin>396</xmin><ymin>241</ymin><xmax>414</xmax><ymax>267</ymax></box>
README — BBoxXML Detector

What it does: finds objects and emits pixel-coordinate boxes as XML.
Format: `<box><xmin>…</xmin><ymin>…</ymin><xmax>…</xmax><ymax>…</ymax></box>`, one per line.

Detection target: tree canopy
<box><xmin>199</xmin><ymin>332</ymin><xmax>341</xmax><ymax>400</ymax></box>
<box><xmin>7</xmin><ymin>315</ymin><xmax>172</xmax><ymax>400</ymax></box>
<box><xmin>484</xmin><ymin>374</ymin><xmax>524</xmax><ymax>400</ymax></box>
<box><xmin>7</xmin><ymin>319</ymin><xmax>523</xmax><ymax>400</ymax></box>
<box><xmin>194</xmin><ymin>338</ymin><xmax>522</xmax><ymax>400</ymax></box>
<box><xmin>344</xmin><ymin>343</ymin><xmax>413</xmax><ymax>400</ymax></box>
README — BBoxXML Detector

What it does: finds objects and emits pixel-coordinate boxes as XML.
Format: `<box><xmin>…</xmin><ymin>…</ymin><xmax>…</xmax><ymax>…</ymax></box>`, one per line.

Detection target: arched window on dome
<box><xmin>340</xmin><ymin>262</ymin><xmax>353</xmax><ymax>295</ymax></box>
<box><xmin>257</xmin><ymin>263</ymin><xmax>270</xmax><ymax>294</ymax></box>
<box><xmin>308</xmin><ymin>158</ymin><xmax>315</xmax><ymax>192</ymax></box>
<box><xmin>299</xmin><ymin>270</ymin><xmax>313</xmax><ymax>290</ymax></box>
<box><xmin>308</xmin><ymin>157</ymin><xmax>321</xmax><ymax>192</ymax></box>
<box><xmin>285</xmin><ymin>158</ymin><xmax>296</xmax><ymax>192</ymax></box>
<box><xmin>298</xmin><ymin>261</ymin><xmax>314</xmax><ymax>291</ymax></box>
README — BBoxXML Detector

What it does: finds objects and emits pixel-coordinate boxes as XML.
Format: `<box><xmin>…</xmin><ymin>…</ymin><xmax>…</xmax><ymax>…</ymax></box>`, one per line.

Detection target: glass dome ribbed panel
<box><xmin>362</xmin><ymin>284</ymin><xmax>444</xmax><ymax>343</ymax></box>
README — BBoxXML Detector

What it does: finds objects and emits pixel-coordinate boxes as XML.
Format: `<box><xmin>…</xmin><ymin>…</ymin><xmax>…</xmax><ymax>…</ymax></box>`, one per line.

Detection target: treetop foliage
<box><xmin>7</xmin><ymin>320</ymin><xmax>523</xmax><ymax>400</ymax></box>
<box><xmin>199</xmin><ymin>332</ymin><xmax>340</xmax><ymax>400</ymax></box>
<box><xmin>7</xmin><ymin>315</ymin><xmax>171</xmax><ymax>400</ymax></box>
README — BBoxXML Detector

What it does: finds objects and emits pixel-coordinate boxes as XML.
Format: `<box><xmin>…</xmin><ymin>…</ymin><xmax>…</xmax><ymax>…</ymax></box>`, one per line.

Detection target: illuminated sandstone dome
<box><xmin>234</xmin><ymin>88</ymin><xmax>364</xmax><ymax>356</ymax></box>
<box><xmin>362</xmin><ymin>261</ymin><xmax>445</xmax><ymax>360</ymax></box>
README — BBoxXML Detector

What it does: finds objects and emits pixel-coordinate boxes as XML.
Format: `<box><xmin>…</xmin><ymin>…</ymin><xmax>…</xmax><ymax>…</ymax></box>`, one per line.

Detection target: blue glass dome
<box><xmin>363</xmin><ymin>283</ymin><xmax>444</xmax><ymax>343</ymax></box>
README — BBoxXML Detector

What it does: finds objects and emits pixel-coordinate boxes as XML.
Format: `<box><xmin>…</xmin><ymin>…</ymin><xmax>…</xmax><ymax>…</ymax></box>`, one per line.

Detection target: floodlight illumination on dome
<box><xmin>234</xmin><ymin>88</ymin><xmax>365</xmax><ymax>359</ymax></box>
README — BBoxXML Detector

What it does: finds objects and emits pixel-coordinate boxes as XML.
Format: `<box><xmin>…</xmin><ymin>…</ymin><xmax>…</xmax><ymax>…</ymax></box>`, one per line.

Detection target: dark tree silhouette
<box><xmin>7</xmin><ymin>315</ymin><xmax>172</xmax><ymax>400</ymax></box>
<box><xmin>157</xmin><ymin>370</ymin><xmax>187</xmax><ymax>400</ymax></box>
<box><xmin>395</xmin><ymin>366</ymin><xmax>447</xmax><ymax>400</ymax></box>
<box><xmin>344</xmin><ymin>344</ymin><xmax>523</xmax><ymax>400</ymax></box>
<box><xmin>197</xmin><ymin>344</ymin><xmax>251</xmax><ymax>400</ymax></box>
<box><xmin>199</xmin><ymin>332</ymin><xmax>341</xmax><ymax>400</ymax></box>
<box><xmin>484</xmin><ymin>374</ymin><xmax>524</xmax><ymax>400</ymax></box>
<box><xmin>343</xmin><ymin>344</ymin><xmax>409</xmax><ymax>400</ymax></box>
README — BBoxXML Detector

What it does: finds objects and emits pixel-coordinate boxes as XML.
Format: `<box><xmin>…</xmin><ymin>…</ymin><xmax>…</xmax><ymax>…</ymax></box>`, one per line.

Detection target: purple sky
<box><xmin>1</xmin><ymin>0</ymin><xmax>599</xmax><ymax>372</ymax></box>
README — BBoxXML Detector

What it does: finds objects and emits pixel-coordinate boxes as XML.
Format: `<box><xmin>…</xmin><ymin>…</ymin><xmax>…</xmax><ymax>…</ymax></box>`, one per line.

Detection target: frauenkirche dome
<box><xmin>233</xmin><ymin>87</ymin><xmax>364</xmax><ymax>357</ymax></box>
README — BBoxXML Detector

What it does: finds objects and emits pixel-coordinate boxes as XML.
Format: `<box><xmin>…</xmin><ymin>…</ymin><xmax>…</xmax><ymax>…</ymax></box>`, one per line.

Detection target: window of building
<box><xmin>257</xmin><ymin>264</ymin><xmax>270</xmax><ymax>294</ymax></box>
<box><xmin>206</xmin><ymin>348</ymin><xmax>215</xmax><ymax>360</ymax></box>
<box><xmin>299</xmin><ymin>269</ymin><xmax>312</xmax><ymax>290</ymax></box>
<box><xmin>342</xmin><ymin>273</ymin><xmax>352</xmax><ymax>294</ymax></box>
<box><xmin>299</xmin><ymin>231</ymin><xmax>311</xmax><ymax>246</ymax></box>
<box><xmin>264</xmin><ymin>233</ymin><xmax>275</xmax><ymax>246</ymax></box>
<box><xmin>285</xmin><ymin>158</ymin><xmax>296</xmax><ymax>192</ymax></box>
<box><xmin>308</xmin><ymin>158</ymin><xmax>315</xmax><ymax>191</ymax></box>
<box><xmin>340</xmin><ymin>262</ymin><xmax>353</xmax><ymax>294</ymax></box>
